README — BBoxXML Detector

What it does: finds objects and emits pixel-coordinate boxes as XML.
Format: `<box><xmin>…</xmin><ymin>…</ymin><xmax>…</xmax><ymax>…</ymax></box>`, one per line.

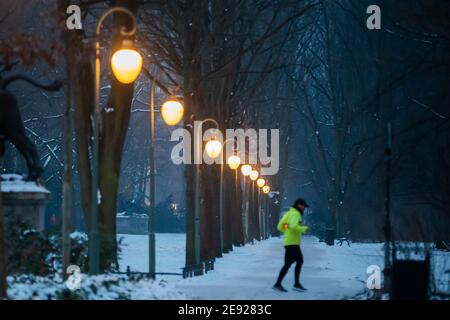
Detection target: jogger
<box><xmin>273</xmin><ymin>198</ymin><xmax>309</xmax><ymax>292</ymax></box>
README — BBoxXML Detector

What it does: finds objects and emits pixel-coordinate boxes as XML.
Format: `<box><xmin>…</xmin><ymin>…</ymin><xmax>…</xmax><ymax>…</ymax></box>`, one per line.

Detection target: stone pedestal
<box><xmin>1</xmin><ymin>174</ymin><xmax>50</xmax><ymax>231</ymax></box>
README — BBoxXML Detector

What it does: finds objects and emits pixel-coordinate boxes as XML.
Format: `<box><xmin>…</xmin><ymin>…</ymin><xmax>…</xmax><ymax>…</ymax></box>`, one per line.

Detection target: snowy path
<box><xmin>119</xmin><ymin>234</ymin><xmax>384</xmax><ymax>300</ymax></box>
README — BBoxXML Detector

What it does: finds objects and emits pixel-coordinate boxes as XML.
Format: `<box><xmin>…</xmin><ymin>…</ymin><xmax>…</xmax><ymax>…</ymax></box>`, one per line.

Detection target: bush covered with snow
<box><xmin>7</xmin><ymin>274</ymin><xmax>186</xmax><ymax>300</ymax></box>
<box><xmin>5</xmin><ymin>215</ymin><xmax>59</xmax><ymax>275</ymax></box>
<box><xmin>5</xmin><ymin>214</ymin><xmax>124</xmax><ymax>275</ymax></box>
<box><xmin>6</xmin><ymin>219</ymin><xmax>87</xmax><ymax>275</ymax></box>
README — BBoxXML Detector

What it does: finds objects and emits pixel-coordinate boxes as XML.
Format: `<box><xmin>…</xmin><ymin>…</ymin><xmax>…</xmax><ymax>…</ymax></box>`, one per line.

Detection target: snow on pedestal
<box><xmin>1</xmin><ymin>174</ymin><xmax>50</xmax><ymax>231</ymax></box>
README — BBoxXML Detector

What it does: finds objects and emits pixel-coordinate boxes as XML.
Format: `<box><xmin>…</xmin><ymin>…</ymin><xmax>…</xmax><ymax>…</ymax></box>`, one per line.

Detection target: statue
<box><xmin>0</xmin><ymin>74</ymin><xmax>62</xmax><ymax>181</ymax></box>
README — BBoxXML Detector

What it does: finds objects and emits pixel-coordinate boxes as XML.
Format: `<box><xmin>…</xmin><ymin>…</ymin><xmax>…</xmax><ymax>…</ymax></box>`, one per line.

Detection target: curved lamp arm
<box><xmin>95</xmin><ymin>6</ymin><xmax>137</xmax><ymax>37</ymax></box>
<box><xmin>200</xmin><ymin>118</ymin><xmax>219</xmax><ymax>130</ymax></box>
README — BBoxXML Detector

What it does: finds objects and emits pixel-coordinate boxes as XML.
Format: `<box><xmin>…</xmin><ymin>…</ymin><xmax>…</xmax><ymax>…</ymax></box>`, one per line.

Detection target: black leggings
<box><xmin>275</xmin><ymin>245</ymin><xmax>303</xmax><ymax>286</ymax></box>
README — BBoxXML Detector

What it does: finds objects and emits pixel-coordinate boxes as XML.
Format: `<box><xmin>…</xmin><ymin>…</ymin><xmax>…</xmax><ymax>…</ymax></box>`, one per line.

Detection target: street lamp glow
<box><xmin>227</xmin><ymin>155</ymin><xmax>241</xmax><ymax>170</ymax></box>
<box><xmin>241</xmin><ymin>164</ymin><xmax>252</xmax><ymax>176</ymax></box>
<box><xmin>262</xmin><ymin>185</ymin><xmax>270</xmax><ymax>194</ymax></box>
<box><xmin>205</xmin><ymin>138</ymin><xmax>222</xmax><ymax>159</ymax></box>
<box><xmin>257</xmin><ymin>178</ymin><xmax>265</xmax><ymax>188</ymax></box>
<box><xmin>161</xmin><ymin>98</ymin><xmax>184</xmax><ymax>126</ymax></box>
<box><xmin>111</xmin><ymin>48</ymin><xmax>143</xmax><ymax>84</ymax></box>
<box><xmin>249</xmin><ymin>170</ymin><xmax>259</xmax><ymax>181</ymax></box>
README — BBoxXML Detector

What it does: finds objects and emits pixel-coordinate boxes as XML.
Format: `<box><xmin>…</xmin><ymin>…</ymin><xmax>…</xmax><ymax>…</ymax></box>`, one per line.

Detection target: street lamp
<box><xmin>262</xmin><ymin>185</ymin><xmax>271</xmax><ymax>238</ymax></box>
<box><xmin>161</xmin><ymin>96</ymin><xmax>184</xmax><ymax>126</ymax></box>
<box><xmin>249</xmin><ymin>170</ymin><xmax>259</xmax><ymax>181</ymax></box>
<box><xmin>256</xmin><ymin>177</ymin><xmax>265</xmax><ymax>240</ymax></box>
<box><xmin>257</xmin><ymin>178</ymin><xmax>265</xmax><ymax>188</ymax></box>
<box><xmin>111</xmin><ymin>43</ymin><xmax>142</xmax><ymax>84</ymax></box>
<box><xmin>241</xmin><ymin>164</ymin><xmax>252</xmax><ymax>176</ymax></box>
<box><xmin>248</xmin><ymin>170</ymin><xmax>259</xmax><ymax>241</ymax></box>
<box><xmin>240</xmin><ymin>164</ymin><xmax>252</xmax><ymax>241</ymax></box>
<box><xmin>205</xmin><ymin>138</ymin><xmax>222</xmax><ymax>159</ymax></box>
<box><xmin>140</xmin><ymin>67</ymin><xmax>184</xmax><ymax>278</ymax></box>
<box><xmin>227</xmin><ymin>155</ymin><xmax>240</xmax><ymax>170</ymax></box>
<box><xmin>90</xmin><ymin>6</ymin><xmax>141</xmax><ymax>275</ymax></box>
<box><xmin>193</xmin><ymin>118</ymin><xmax>219</xmax><ymax>271</ymax></box>
<box><xmin>216</xmin><ymin>139</ymin><xmax>239</xmax><ymax>254</ymax></box>
<box><xmin>227</xmin><ymin>154</ymin><xmax>241</xmax><ymax>246</ymax></box>
<box><xmin>256</xmin><ymin>178</ymin><xmax>266</xmax><ymax>239</ymax></box>
<box><xmin>143</xmin><ymin>77</ymin><xmax>184</xmax><ymax>280</ymax></box>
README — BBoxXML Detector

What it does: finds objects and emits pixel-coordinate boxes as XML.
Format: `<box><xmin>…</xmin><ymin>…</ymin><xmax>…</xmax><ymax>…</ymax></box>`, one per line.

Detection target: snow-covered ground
<box><xmin>6</xmin><ymin>233</ymin><xmax>447</xmax><ymax>299</ymax></box>
<box><xmin>119</xmin><ymin>233</ymin><xmax>186</xmax><ymax>274</ymax></box>
<box><xmin>119</xmin><ymin>234</ymin><xmax>384</xmax><ymax>299</ymax></box>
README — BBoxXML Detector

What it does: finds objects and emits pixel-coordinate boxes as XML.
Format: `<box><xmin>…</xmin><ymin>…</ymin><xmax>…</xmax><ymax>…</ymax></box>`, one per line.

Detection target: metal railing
<box><xmin>182</xmin><ymin>259</ymin><xmax>216</xmax><ymax>278</ymax></box>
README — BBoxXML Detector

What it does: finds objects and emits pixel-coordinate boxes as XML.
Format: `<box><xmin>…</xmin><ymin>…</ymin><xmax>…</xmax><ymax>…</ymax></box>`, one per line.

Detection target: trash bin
<box><xmin>392</xmin><ymin>254</ymin><xmax>430</xmax><ymax>300</ymax></box>
<box><xmin>325</xmin><ymin>227</ymin><xmax>335</xmax><ymax>246</ymax></box>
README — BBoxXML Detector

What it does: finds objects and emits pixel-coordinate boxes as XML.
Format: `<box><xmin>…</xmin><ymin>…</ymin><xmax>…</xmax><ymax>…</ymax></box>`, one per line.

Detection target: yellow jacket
<box><xmin>277</xmin><ymin>207</ymin><xmax>308</xmax><ymax>246</ymax></box>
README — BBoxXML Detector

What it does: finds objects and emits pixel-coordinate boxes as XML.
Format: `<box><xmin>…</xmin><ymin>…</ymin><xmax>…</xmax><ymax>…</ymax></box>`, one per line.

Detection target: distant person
<box><xmin>273</xmin><ymin>198</ymin><xmax>309</xmax><ymax>292</ymax></box>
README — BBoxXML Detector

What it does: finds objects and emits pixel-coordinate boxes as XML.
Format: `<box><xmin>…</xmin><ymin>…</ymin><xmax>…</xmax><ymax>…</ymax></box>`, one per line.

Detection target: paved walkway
<box><xmin>172</xmin><ymin>236</ymin><xmax>383</xmax><ymax>300</ymax></box>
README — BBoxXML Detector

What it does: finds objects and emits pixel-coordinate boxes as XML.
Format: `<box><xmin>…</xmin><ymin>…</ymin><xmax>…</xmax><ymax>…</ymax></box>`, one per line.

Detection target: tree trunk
<box><xmin>61</xmin><ymin>43</ymin><xmax>73</xmax><ymax>278</ymax></box>
<box><xmin>59</xmin><ymin>0</ymin><xmax>74</xmax><ymax>277</ymax></box>
<box><xmin>201</xmin><ymin>164</ymin><xmax>221</xmax><ymax>260</ymax></box>
<box><xmin>69</xmin><ymin>36</ymin><xmax>94</xmax><ymax>231</ymax></box>
<box><xmin>0</xmin><ymin>169</ymin><xmax>7</xmax><ymax>299</ymax></box>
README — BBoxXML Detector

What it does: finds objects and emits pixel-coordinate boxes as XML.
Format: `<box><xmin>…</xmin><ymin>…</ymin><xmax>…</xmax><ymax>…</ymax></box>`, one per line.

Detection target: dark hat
<box><xmin>293</xmin><ymin>198</ymin><xmax>309</xmax><ymax>208</ymax></box>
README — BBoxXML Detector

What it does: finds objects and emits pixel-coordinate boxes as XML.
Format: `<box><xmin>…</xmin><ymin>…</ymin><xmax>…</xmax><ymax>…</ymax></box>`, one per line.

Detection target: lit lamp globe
<box><xmin>227</xmin><ymin>155</ymin><xmax>241</xmax><ymax>170</ymax></box>
<box><xmin>262</xmin><ymin>185</ymin><xmax>270</xmax><ymax>194</ymax></box>
<box><xmin>257</xmin><ymin>178</ymin><xmax>265</xmax><ymax>188</ymax></box>
<box><xmin>161</xmin><ymin>97</ymin><xmax>184</xmax><ymax>126</ymax></box>
<box><xmin>241</xmin><ymin>164</ymin><xmax>252</xmax><ymax>176</ymax></box>
<box><xmin>205</xmin><ymin>138</ymin><xmax>222</xmax><ymax>159</ymax></box>
<box><xmin>249</xmin><ymin>170</ymin><xmax>259</xmax><ymax>181</ymax></box>
<box><xmin>111</xmin><ymin>44</ymin><xmax>143</xmax><ymax>84</ymax></box>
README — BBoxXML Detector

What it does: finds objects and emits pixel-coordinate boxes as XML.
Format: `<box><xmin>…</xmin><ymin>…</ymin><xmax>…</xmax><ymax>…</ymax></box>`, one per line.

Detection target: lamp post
<box><xmin>90</xmin><ymin>7</ymin><xmax>142</xmax><ymax>275</ymax></box>
<box><xmin>148</xmin><ymin>75</ymin><xmax>156</xmax><ymax>279</ymax></box>
<box><xmin>384</xmin><ymin>122</ymin><xmax>392</xmax><ymax>294</ymax></box>
<box><xmin>151</xmin><ymin>94</ymin><xmax>183</xmax><ymax>278</ymax></box>
<box><xmin>141</xmin><ymin>67</ymin><xmax>183</xmax><ymax>278</ymax></box>
<box><xmin>264</xmin><ymin>186</ymin><xmax>270</xmax><ymax>238</ymax></box>
<box><xmin>227</xmin><ymin>155</ymin><xmax>241</xmax><ymax>246</ymax></box>
<box><xmin>216</xmin><ymin>139</ymin><xmax>238</xmax><ymax>254</ymax></box>
<box><xmin>240</xmin><ymin>165</ymin><xmax>252</xmax><ymax>242</ymax></box>
<box><xmin>263</xmin><ymin>185</ymin><xmax>271</xmax><ymax>238</ymax></box>
<box><xmin>0</xmin><ymin>158</ymin><xmax>6</xmax><ymax>299</ymax></box>
<box><xmin>249</xmin><ymin>169</ymin><xmax>259</xmax><ymax>241</ymax></box>
<box><xmin>256</xmin><ymin>178</ymin><xmax>265</xmax><ymax>240</ymax></box>
<box><xmin>193</xmin><ymin>118</ymin><xmax>220</xmax><ymax>268</ymax></box>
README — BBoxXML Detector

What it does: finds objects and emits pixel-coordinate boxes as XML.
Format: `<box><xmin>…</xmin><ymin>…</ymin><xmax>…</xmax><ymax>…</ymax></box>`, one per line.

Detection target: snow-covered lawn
<box><xmin>119</xmin><ymin>233</ymin><xmax>186</xmax><ymax>274</ymax></box>
<box><xmin>119</xmin><ymin>234</ymin><xmax>384</xmax><ymax>300</ymax></box>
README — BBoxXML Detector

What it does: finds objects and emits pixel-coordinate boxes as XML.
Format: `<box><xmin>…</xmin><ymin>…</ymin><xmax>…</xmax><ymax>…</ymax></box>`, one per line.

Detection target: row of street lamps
<box><xmin>87</xmin><ymin>6</ymin><xmax>275</xmax><ymax>275</ymax></box>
